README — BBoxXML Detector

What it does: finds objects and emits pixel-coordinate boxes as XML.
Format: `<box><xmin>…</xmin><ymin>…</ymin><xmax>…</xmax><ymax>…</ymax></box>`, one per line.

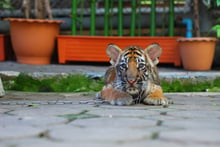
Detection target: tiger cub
<box><xmin>97</xmin><ymin>43</ymin><xmax>168</xmax><ymax>106</ymax></box>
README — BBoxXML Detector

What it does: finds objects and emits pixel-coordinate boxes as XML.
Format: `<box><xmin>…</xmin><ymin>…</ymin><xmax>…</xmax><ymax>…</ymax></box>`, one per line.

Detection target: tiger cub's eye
<box><xmin>138</xmin><ymin>63</ymin><xmax>145</xmax><ymax>70</ymax></box>
<box><xmin>120</xmin><ymin>63</ymin><xmax>127</xmax><ymax>70</ymax></box>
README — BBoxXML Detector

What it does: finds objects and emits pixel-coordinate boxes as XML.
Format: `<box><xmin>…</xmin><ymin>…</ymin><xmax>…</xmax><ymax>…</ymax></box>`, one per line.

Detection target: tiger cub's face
<box><xmin>106</xmin><ymin>43</ymin><xmax>162</xmax><ymax>97</ymax></box>
<box><xmin>117</xmin><ymin>46</ymin><xmax>148</xmax><ymax>96</ymax></box>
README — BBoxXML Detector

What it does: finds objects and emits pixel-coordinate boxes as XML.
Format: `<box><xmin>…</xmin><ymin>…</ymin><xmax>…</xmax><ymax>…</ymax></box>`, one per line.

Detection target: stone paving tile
<box><xmin>0</xmin><ymin>115</ymin><xmax>66</xmax><ymax>127</ymax></box>
<box><xmin>0</xmin><ymin>93</ymin><xmax>220</xmax><ymax>147</ymax></box>
<box><xmin>159</xmin><ymin>130</ymin><xmax>220</xmax><ymax>146</ymax></box>
<box><xmin>1</xmin><ymin>138</ymin><xmax>74</xmax><ymax>147</ymax></box>
<box><xmin>0</xmin><ymin>125</ymin><xmax>44</xmax><ymax>141</ymax></box>
<box><xmin>163</xmin><ymin>119</ymin><xmax>220</xmax><ymax>131</ymax></box>
<box><xmin>3</xmin><ymin>104</ymin><xmax>94</xmax><ymax>117</ymax></box>
<box><xmin>89</xmin><ymin>105</ymin><xmax>162</xmax><ymax>117</ymax></box>
<box><xmin>50</xmin><ymin>124</ymin><xmax>151</xmax><ymax>143</ymax></box>
<box><xmin>69</xmin><ymin>117</ymin><xmax>156</xmax><ymax>128</ymax></box>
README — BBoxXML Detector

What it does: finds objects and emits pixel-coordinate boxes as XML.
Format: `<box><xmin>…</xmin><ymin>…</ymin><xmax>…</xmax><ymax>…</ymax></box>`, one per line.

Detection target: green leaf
<box><xmin>217</xmin><ymin>0</ymin><xmax>220</xmax><ymax>6</ymax></box>
<box><xmin>210</xmin><ymin>24</ymin><xmax>220</xmax><ymax>37</ymax></box>
<box><xmin>210</xmin><ymin>24</ymin><xmax>220</xmax><ymax>31</ymax></box>
<box><xmin>0</xmin><ymin>0</ymin><xmax>13</xmax><ymax>9</ymax></box>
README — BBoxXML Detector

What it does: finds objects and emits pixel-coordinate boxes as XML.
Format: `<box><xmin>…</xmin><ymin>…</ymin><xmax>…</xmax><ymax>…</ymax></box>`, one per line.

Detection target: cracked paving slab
<box><xmin>0</xmin><ymin>92</ymin><xmax>220</xmax><ymax>147</ymax></box>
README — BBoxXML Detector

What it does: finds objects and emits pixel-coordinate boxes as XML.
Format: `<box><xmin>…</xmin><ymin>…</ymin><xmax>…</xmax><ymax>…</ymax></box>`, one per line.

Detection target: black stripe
<box><xmin>124</xmin><ymin>52</ymin><xmax>131</xmax><ymax>56</ymax></box>
<box><xmin>133</xmin><ymin>51</ymin><xmax>142</xmax><ymax>56</ymax></box>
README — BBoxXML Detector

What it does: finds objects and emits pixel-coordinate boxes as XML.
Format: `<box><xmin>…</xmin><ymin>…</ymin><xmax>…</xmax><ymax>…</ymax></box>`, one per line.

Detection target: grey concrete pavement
<box><xmin>0</xmin><ymin>92</ymin><xmax>220</xmax><ymax>147</ymax></box>
<box><xmin>1</xmin><ymin>61</ymin><xmax>220</xmax><ymax>146</ymax></box>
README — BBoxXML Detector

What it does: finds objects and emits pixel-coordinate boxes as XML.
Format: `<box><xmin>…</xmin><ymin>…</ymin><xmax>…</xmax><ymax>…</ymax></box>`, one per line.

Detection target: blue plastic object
<box><xmin>182</xmin><ymin>18</ymin><xmax>193</xmax><ymax>38</ymax></box>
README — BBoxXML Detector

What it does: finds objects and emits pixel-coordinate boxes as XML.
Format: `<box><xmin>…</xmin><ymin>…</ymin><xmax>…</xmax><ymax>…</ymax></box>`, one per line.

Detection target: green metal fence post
<box><xmin>150</xmin><ymin>0</ymin><xmax>156</xmax><ymax>36</ymax></box>
<box><xmin>71</xmin><ymin>0</ymin><xmax>78</xmax><ymax>35</ymax></box>
<box><xmin>79</xmin><ymin>0</ymin><xmax>84</xmax><ymax>35</ymax></box>
<box><xmin>104</xmin><ymin>0</ymin><xmax>109</xmax><ymax>36</ymax></box>
<box><xmin>137</xmin><ymin>0</ymin><xmax>142</xmax><ymax>36</ymax></box>
<box><xmin>90</xmin><ymin>0</ymin><xmax>96</xmax><ymax>36</ymax></box>
<box><xmin>118</xmin><ymin>0</ymin><xmax>123</xmax><ymax>36</ymax></box>
<box><xmin>109</xmin><ymin>0</ymin><xmax>114</xmax><ymax>36</ymax></box>
<box><xmin>130</xmin><ymin>0</ymin><xmax>136</xmax><ymax>36</ymax></box>
<box><xmin>169</xmin><ymin>0</ymin><xmax>174</xmax><ymax>36</ymax></box>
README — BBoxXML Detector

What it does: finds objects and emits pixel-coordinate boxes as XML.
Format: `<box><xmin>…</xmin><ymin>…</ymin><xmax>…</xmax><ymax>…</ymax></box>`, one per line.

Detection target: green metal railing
<box><xmin>130</xmin><ymin>0</ymin><xmax>137</xmax><ymax>36</ymax></box>
<box><xmin>150</xmin><ymin>0</ymin><xmax>156</xmax><ymax>36</ymax></box>
<box><xmin>71</xmin><ymin>0</ymin><xmax>77</xmax><ymax>35</ymax></box>
<box><xmin>71</xmin><ymin>0</ymin><xmax>176</xmax><ymax>36</ymax></box>
<box><xmin>169</xmin><ymin>0</ymin><xmax>174</xmax><ymax>36</ymax></box>
<box><xmin>90</xmin><ymin>0</ymin><xmax>96</xmax><ymax>35</ymax></box>
<box><xmin>104</xmin><ymin>0</ymin><xmax>109</xmax><ymax>36</ymax></box>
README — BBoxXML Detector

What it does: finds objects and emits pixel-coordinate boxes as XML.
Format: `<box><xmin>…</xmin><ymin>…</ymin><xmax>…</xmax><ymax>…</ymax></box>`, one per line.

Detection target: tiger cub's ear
<box><xmin>145</xmin><ymin>43</ymin><xmax>162</xmax><ymax>65</ymax></box>
<box><xmin>106</xmin><ymin>44</ymin><xmax>122</xmax><ymax>65</ymax></box>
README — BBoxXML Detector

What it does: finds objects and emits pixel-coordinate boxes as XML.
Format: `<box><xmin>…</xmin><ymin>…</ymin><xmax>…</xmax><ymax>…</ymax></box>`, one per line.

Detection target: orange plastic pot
<box><xmin>57</xmin><ymin>36</ymin><xmax>181</xmax><ymax>66</ymax></box>
<box><xmin>0</xmin><ymin>34</ymin><xmax>5</xmax><ymax>61</ymax></box>
<box><xmin>5</xmin><ymin>18</ymin><xmax>64</xmax><ymax>65</ymax></box>
<box><xmin>178</xmin><ymin>37</ymin><xmax>217</xmax><ymax>71</ymax></box>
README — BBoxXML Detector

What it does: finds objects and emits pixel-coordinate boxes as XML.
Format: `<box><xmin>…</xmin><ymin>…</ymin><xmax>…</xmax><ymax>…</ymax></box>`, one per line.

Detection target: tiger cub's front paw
<box><xmin>143</xmin><ymin>97</ymin><xmax>168</xmax><ymax>105</ymax></box>
<box><xmin>110</xmin><ymin>97</ymin><xmax>133</xmax><ymax>106</ymax></box>
<box><xmin>100</xmin><ymin>87</ymin><xmax>133</xmax><ymax>106</ymax></box>
<box><xmin>143</xmin><ymin>86</ymin><xmax>168</xmax><ymax>106</ymax></box>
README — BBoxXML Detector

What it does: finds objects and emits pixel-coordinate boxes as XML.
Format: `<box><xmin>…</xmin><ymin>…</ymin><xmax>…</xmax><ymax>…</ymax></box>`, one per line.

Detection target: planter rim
<box><xmin>4</xmin><ymin>18</ymin><xmax>65</xmax><ymax>24</ymax></box>
<box><xmin>177</xmin><ymin>37</ymin><xmax>217</xmax><ymax>42</ymax></box>
<box><xmin>57</xmin><ymin>35</ymin><xmax>181</xmax><ymax>40</ymax></box>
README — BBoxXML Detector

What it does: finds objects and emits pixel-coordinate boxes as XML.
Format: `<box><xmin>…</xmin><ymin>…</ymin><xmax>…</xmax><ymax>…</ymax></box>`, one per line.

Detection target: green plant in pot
<box><xmin>210</xmin><ymin>18</ymin><xmax>220</xmax><ymax>38</ymax></box>
<box><xmin>0</xmin><ymin>0</ymin><xmax>12</xmax><ymax>9</ymax></box>
<box><xmin>5</xmin><ymin>0</ymin><xmax>64</xmax><ymax>65</ymax></box>
<box><xmin>209</xmin><ymin>17</ymin><xmax>220</xmax><ymax>68</ymax></box>
<box><xmin>177</xmin><ymin>0</ymin><xmax>217</xmax><ymax>71</ymax></box>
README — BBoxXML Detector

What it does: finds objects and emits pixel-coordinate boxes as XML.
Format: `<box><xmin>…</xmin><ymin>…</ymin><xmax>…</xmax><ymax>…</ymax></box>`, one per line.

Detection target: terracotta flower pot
<box><xmin>57</xmin><ymin>35</ymin><xmax>181</xmax><ymax>66</ymax></box>
<box><xmin>5</xmin><ymin>18</ymin><xmax>64</xmax><ymax>65</ymax></box>
<box><xmin>177</xmin><ymin>37</ymin><xmax>217</xmax><ymax>71</ymax></box>
<box><xmin>0</xmin><ymin>34</ymin><xmax>5</xmax><ymax>61</ymax></box>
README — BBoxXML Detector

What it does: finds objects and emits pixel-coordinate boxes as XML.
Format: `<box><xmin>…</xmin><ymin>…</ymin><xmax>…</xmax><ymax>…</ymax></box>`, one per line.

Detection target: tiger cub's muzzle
<box><xmin>125</xmin><ymin>62</ymin><xmax>140</xmax><ymax>95</ymax></box>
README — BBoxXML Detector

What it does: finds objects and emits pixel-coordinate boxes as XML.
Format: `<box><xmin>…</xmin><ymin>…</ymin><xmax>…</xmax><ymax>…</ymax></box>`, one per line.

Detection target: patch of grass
<box><xmin>161</xmin><ymin>78</ymin><xmax>220</xmax><ymax>92</ymax></box>
<box><xmin>3</xmin><ymin>73</ymin><xmax>104</xmax><ymax>92</ymax></box>
<box><xmin>3</xmin><ymin>73</ymin><xmax>220</xmax><ymax>93</ymax></box>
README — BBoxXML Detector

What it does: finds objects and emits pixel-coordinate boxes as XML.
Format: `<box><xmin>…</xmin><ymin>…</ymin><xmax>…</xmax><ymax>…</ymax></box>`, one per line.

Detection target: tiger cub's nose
<box><xmin>127</xmin><ymin>79</ymin><xmax>136</xmax><ymax>84</ymax></box>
